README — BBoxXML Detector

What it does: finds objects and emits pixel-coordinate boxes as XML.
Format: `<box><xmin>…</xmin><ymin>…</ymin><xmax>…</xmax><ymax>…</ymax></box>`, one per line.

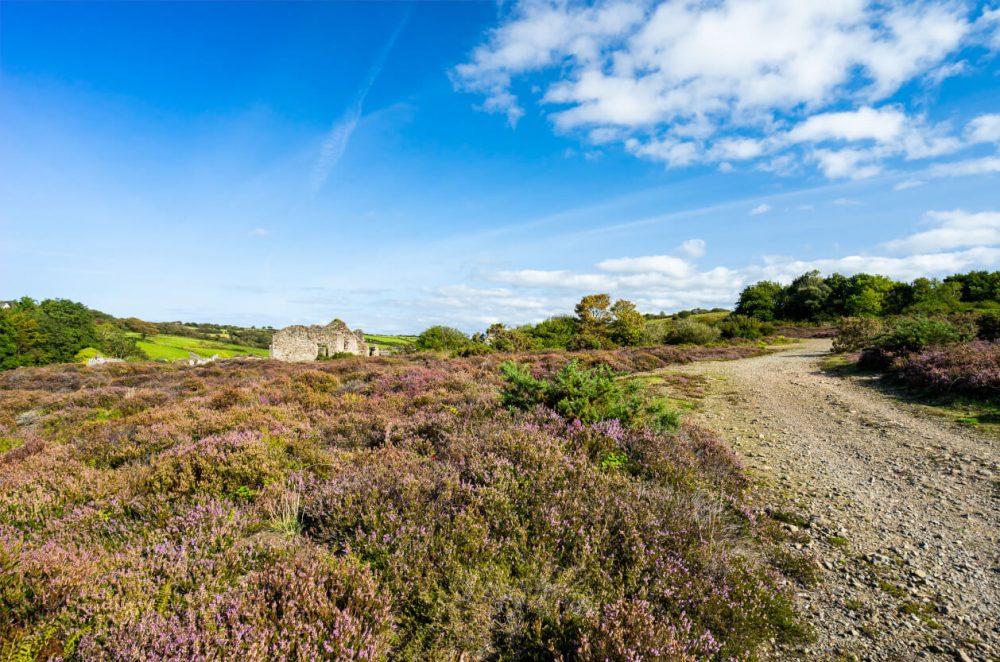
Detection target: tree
<box><xmin>735</xmin><ymin>281</ymin><xmax>784</xmax><ymax>321</ymax></box>
<box><xmin>909</xmin><ymin>278</ymin><xmax>962</xmax><ymax>314</ymax></box>
<box><xmin>36</xmin><ymin>298</ymin><xmax>98</xmax><ymax>362</ymax></box>
<box><xmin>575</xmin><ymin>294</ymin><xmax>613</xmax><ymax>332</ymax></box>
<box><xmin>123</xmin><ymin>317</ymin><xmax>159</xmax><ymax>340</ymax></box>
<box><xmin>780</xmin><ymin>271</ymin><xmax>831</xmax><ymax>321</ymax></box>
<box><xmin>845</xmin><ymin>287</ymin><xmax>882</xmax><ymax>317</ymax></box>
<box><xmin>526</xmin><ymin>316</ymin><xmax>579</xmax><ymax>349</ymax></box>
<box><xmin>842</xmin><ymin>274</ymin><xmax>894</xmax><ymax>317</ymax></box>
<box><xmin>415</xmin><ymin>326</ymin><xmax>470</xmax><ymax>352</ymax></box>
<box><xmin>0</xmin><ymin>313</ymin><xmax>18</xmax><ymax>369</ymax></box>
<box><xmin>571</xmin><ymin>294</ymin><xmax>616</xmax><ymax>349</ymax></box>
<box><xmin>484</xmin><ymin>323</ymin><xmax>536</xmax><ymax>352</ymax></box>
<box><xmin>6</xmin><ymin>308</ymin><xmax>47</xmax><ymax>365</ymax></box>
<box><xmin>95</xmin><ymin>323</ymin><xmax>147</xmax><ymax>359</ymax></box>
<box><xmin>822</xmin><ymin>273</ymin><xmax>851</xmax><ymax>318</ymax></box>
<box><xmin>610</xmin><ymin>299</ymin><xmax>644</xmax><ymax>346</ymax></box>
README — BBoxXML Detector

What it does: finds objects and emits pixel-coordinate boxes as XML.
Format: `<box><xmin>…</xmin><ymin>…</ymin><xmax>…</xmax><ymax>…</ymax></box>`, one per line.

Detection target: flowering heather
<box><xmin>891</xmin><ymin>340</ymin><xmax>1000</xmax><ymax>398</ymax></box>
<box><xmin>0</xmin><ymin>344</ymin><xmax>799</xmax><ymax>660</ymax></box>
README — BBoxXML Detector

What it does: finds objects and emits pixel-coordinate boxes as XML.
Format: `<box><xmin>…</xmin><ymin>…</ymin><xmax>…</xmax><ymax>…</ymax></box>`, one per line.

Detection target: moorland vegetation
<box><xmin>0</xmin><ymin>342</ymin><xmax>805</xmax><ymax>659</ymax></box>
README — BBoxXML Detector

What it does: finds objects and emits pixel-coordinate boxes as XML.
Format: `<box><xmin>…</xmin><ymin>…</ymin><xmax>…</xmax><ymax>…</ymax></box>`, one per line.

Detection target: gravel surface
<box><xmin>673</xmin><ymin>339</ymin><xmax>998</xmax><ymax>661</ymax></box>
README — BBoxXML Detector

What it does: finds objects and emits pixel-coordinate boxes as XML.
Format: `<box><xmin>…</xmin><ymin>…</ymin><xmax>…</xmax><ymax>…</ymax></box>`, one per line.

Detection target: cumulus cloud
<box><xmin>749</xmin><ymin>203</ymin><xmax>772</xmax><ymax>216</ymax></box>
<box><xmin>966</xmin><ymin>114</ymin><xmax>1000</xmax><ymax>143</ymax></box>
<box><xmin>597</xmin><ymin>254</ymin><xmax>694</xmax><ymax>277</ymax></box>
<box><xmin>788</xmin><ymin>106</ymin><xmax>906</xmax><ymax>143</ymax></box>
<box><xmin>456</xmin><ymin>1</ymin><xmax>995</xmax><ymax>179</ymax></box>
<box><xmin>679</xmin><ymin>238</ymin><xmax>706</xmax><ymax>258</ymax></box>
<box><xmin>483</xmin><ymin>207</ymin><xmax>1000</xmax><ymax>316</ymax></box>
<box><xmin>883</xmin><ymin>209</ymin><xmax>1000</xmax><ymax>253</ymax></box>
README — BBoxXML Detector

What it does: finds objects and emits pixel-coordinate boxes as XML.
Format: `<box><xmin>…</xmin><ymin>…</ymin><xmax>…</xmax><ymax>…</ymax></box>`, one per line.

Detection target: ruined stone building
<box><xmin>269</xmin><ymin>319</ymin><xmax>377</xmax><ymax>361</ymax></box>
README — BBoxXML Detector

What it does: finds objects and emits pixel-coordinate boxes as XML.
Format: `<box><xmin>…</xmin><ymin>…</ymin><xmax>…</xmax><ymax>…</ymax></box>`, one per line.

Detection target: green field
<box><xmin>365</xmin><ymin>334</ymin><xmax>418</xmax><ymax>350</ymax></box>
<box><xmin>133</xmin><ymin>334</ymin><xmax>269</xmax><ymax>361</ymax></box>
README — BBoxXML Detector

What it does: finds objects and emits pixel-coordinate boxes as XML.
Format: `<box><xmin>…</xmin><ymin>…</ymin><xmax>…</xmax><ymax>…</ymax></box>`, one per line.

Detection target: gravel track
<box><xmin>673</xmin><ymin>339</ymin><xmax>998</xmax><ymax>661</ymax></box>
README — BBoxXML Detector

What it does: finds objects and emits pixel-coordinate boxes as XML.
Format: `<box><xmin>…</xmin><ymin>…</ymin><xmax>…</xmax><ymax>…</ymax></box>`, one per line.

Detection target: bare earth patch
<box><xmin>670</xmin><ymin>339</ymin><xmax>998</xmax><ymax>661</ymax></box>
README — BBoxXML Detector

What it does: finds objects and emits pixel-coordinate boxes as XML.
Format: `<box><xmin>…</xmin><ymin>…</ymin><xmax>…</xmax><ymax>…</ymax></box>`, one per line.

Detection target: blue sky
<box><xmin>2</xmin><ymin>1</ymin><xmax>999</xmax><ymax>333</ymax></box>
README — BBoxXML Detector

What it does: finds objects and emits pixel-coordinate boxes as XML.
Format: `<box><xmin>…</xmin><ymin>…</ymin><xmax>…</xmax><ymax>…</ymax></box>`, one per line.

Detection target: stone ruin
<box><xmin>269</xmin><ymin>319</ymin><xmax>378</xmax><ymax>362</ymax></box>
<box><xmin>86</xmin><ymin>354</ymin><xmax>125</xmax><ymax>366</ymax></box>
<box><xmin>188</xmin><ymin>352</ymin><xmax>219</xmax><ymax>366</ymax></box>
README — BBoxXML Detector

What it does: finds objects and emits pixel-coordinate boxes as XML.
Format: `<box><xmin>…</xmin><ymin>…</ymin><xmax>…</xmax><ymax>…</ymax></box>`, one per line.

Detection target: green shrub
<box><xmin>500</xmin><ymin>360</ymin><xmax>676</xmax><ymax>429</ymax></box>
<box><xmin>415</xmin><ymin>326</ymin><xmax>470</xmax><ymax>352</ymax></box>
<box><xmin>873</xmin><ymin>316</ymin><xmax>969</xmax><ymax>354</ymax></box>
<box><xmin>663</xmin><ymin>320</ymin><xmax>720</xmax><ymax>345</ymax></box>
<box><xmin>832</xmin><ymin>317</ymin><xmax>887</xmax><ymax>353</ymax></box>
<box><xmin>718</xmin><ymin>315</ymin><xmax>773</xmax><ymax>340</ymax></box>
<box><xmin>977</xmin><ymin>311</ymin><xmax>1000</xmax><ymax>341</ymax></box>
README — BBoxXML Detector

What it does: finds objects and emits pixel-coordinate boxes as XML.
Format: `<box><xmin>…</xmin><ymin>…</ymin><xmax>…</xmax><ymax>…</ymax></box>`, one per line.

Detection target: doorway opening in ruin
<box><xmin>317</xmin><ymin>343</ymin><xmax>328</xmax><ymax>359</ymax></box>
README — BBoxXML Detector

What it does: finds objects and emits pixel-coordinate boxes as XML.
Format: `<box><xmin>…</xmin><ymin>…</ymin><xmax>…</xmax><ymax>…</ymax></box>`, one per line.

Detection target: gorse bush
<box><xmin>500</xmin><ymin>360</ymin><xmax>679</xmax><ymax>430</ymax></box>
<box><xmin>719</xmin><ymin>314</ymin><xmax>773</xmax><ymax>340</ymax></box>
<box><xmin>872</xmin><ymin>316</ymin><xmax>969</xmax><ymax>354</ymax></box>
<box><xmin>832</xmin><ymin>316</ymin><xmax>888</xmax><ymax>353</ymax></box>
<box><xmin>664</xmin><ymin>319</ymin><xmax>721</xmax><ymax>345</ymax></box>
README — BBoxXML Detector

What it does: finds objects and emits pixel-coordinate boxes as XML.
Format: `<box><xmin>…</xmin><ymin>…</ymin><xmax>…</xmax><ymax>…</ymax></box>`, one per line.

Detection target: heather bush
<box><xmin>663</xmin><ymin>320</ymin><xmax>721</xmax><ymax>345</ymax></box>
<box><xmin>0</xmin><ymin>345</ymin><xmax>801</xmax><ymax>659</ymax></box>
<box><xmin>891</xmin><ymin>340</ymin><xmax>1000</xmax><ymax>397</ymax></box>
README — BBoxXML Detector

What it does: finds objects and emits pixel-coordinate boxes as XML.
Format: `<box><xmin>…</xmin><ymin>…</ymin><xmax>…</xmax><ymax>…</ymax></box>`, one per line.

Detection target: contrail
<box><xmin>309</xmin><ymin>6</ymin><xmax>411</xmax><ymax>196</ymax></box>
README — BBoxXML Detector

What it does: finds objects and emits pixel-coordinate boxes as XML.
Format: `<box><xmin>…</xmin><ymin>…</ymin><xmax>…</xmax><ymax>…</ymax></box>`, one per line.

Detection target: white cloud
<box><xmin>598</xmin><ymin>254</ymin><xmax>694</xmax><ymax>277</ymax></box>
<box><xmin>925</xmin><ymin>59</ymin><xmax>968</xmax><ymax>85</ymax></box>
<box><xmin>813</xmin><ymin>148</ymin><xmax>883</xmax><ymax>179</ymax></box>
<box><xmin>929</xmin><ymin>155</ymin><xmax>1000</xmax><ymax>177</ymax></box>
<box><xmin>679</xmin><ymin>238</ymin><xmax>706</xmax><ymax>258</ymax></box>
<box><xmin>883</xmin><ymin>209</ymin><xmax>1000</xmax><ymax>253</ymax></box>
<box><xmin>456</xmin><ymin>0</ymin><xmax>984</xmax><ymax>178</ymax></box>
<box><xmin>966</xmin><ymin>114</ymin><xmax>1000</xmax><ymax>143</ymax></box>
<box><xmin>832</xmin><ymin>197</ymin><xmax>863</xmax><ymax>206</ymax></box>
<box><xmin>484</xmin><ymin>207</ymin><xmax>1000</xmax><ymax>317</ymax></box>
<box><xmin>749</xmin><ymin>203</ymin><xmax>772</xmax><ymax>216</ymax></box>
<box><xmin>977</xmin><ymin>7</ymin><xmax>1000</xmax><ymax>50</ymax></box>
<box><xmin>251</xmin><ymin>228</ymin><xmax>270</xmax><ymax>236</ymax></box>
<box><xmin>788</xmin><ymin>106</ymin><xmax>906</xmax><ymax>143</ymax></box>
<box><xmin>894</xmin><ymin>179</ymin><xmax>923</xmax><ymax>191</ymax></box>
<box><xmin>494</xmin><ymin>269</ymin><xmax>616</xmax><ymax>290</ymax></box>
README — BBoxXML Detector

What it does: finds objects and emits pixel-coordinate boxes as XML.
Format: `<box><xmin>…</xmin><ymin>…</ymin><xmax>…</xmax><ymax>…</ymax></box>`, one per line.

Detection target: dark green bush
<box><xmin>832</xmin><ymin>317</ymin><xmax>887</xmax><ymax>353</ymax></box>
<box><xmin>415</xmin><ymin>326</ymin><xmax>470</xmax><ymax>352</ymax></box>
<box><xmin>977</xmin><ymin>311</ymin><xmax>1000</xmax><ymax>341</ymax></box>
<box><xmin>663</xmin><ymin>320</ymin><xmax>720</xmax><ymax>345</ymax></box>
<box><xmin>718</xmin><ymin>315</ymin><xmax>773</xmax><ymax>340</ymax></box>
<box><xmin>500</xmin><ymin>360</ymin><xmax>676</xmax><ymax>429</ymax></box>
<box><xmin>872</xmin><ymin>316</ymin><xmax>969</xmax><ymax>354</ymax></box>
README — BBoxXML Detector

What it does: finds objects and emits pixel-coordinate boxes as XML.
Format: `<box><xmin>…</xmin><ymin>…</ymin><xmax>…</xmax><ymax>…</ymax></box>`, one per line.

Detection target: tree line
<box><xmin>0</xmin><ymin>297</ymin><xmax>144</xmax><ymax>369</ymax></box>
<box><xmin>415</xmin><ymin>294</ymin><xmax>649</xmax><ymax>353</ymax></box>
<box><xmin>735</xmin><ymin>270</ymin><xmax>1000</xmax><ymax>322</ymax></box>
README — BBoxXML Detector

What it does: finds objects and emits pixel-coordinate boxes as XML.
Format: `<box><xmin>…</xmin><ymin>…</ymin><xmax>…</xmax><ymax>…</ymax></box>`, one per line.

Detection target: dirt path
<box><xmin>671</xmin><ymin>339</ymin><xmax>998</xmax><ymax>661</ymax></box>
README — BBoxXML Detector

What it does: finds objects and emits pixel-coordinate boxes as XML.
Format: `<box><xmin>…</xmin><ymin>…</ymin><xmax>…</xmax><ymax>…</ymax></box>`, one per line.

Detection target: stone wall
<box><xmin>269</xmin><ymin>319</ymin><xmax>370</xmax><ymax>362</ymax></box>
